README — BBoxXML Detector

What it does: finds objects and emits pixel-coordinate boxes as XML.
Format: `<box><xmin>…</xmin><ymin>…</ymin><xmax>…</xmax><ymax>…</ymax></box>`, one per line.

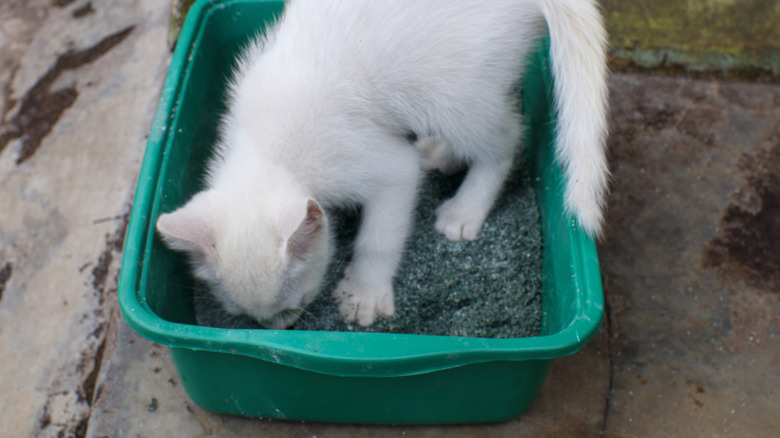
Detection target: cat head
<box><xmin>156</xmin><ymin>190</ymin><xmax>331</xmax><ymax>329</ymax></box>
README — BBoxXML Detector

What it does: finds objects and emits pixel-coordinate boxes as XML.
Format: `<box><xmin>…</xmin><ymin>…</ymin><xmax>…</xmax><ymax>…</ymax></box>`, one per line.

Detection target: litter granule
<box><xmin>195</xmin><ymin>153</ymin><xmax>543</xmax><ymax>338</ymax></box>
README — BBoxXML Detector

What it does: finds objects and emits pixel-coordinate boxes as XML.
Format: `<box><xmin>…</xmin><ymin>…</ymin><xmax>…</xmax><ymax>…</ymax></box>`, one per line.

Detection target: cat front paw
<box><xmin>434</xmin><ymin>197</ymin><xmax>487</xmax><ymax>241</ymax></box>
<box><xmin>333</xmin><ymin>278</ymin><xmax>395</xmax><ymax>327</ymax></box>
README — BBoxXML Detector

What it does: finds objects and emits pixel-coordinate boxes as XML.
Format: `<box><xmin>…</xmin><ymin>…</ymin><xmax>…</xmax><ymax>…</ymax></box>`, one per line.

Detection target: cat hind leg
<box><xmin>434</xmin><ymin>156</ymin><xmax>514</xmax><ymax>241</ymax></box>
<box><xmin>434</xmin><ymin>111</ymin><xmax>521</xmax><ymax>241</ymax></box>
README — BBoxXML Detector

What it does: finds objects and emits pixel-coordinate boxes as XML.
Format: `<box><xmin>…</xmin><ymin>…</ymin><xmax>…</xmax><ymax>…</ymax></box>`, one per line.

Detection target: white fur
<box><xmin>157</xmin><ymin>0</ymin><xmax>609</xmax><ymax>327</ymax></box>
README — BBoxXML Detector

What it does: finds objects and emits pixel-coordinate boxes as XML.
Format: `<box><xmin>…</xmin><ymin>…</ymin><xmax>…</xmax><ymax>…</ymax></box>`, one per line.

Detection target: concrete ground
<box><xmin>1</xmin><ymin>1</ymin><xmax>778</xmax><ymax>437</ymax></box>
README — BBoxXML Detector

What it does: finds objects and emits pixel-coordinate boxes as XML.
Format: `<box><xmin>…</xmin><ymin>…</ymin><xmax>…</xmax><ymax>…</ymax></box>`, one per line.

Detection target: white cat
<box><xmin>156</xmin><ymin>0</ymin><xmax>609</xmax><ymax>328</ymax></box>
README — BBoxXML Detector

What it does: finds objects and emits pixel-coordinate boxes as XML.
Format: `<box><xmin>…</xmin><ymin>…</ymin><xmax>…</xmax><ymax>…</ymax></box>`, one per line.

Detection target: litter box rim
<box><xmin>118</xmin><ymin>0</ymin><xmax>604</xmax><ymax>379</ymax></box>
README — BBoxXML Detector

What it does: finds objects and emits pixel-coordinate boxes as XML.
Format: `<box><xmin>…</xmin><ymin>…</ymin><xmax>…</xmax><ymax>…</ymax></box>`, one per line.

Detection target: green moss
<box><xmin>604</xmin><ymin>0</ymin><xmax>780</xmax><ymax>76</ymax></box>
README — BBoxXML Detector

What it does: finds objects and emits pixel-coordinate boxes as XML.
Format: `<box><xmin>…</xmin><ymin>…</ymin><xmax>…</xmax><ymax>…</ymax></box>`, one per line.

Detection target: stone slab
<box><xmin>0</xmin><ymin>1</ymin><xmax>169</xmax><ymax>436</ymax></box>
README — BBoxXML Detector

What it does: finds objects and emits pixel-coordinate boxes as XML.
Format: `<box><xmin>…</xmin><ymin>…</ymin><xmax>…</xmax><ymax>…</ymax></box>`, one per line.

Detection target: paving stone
<box><xmin>0</xmin><ymin>1</ymin><xmax>168</xmax><ymax>436</ymax></box>
<box><xmin>600</xmin><ymin>73</ymin><xmax>780</xmax><ymax>437</ymax></box>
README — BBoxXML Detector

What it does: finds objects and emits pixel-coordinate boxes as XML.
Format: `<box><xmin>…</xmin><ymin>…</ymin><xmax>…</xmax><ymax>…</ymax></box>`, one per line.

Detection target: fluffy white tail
<box><xmin>539</xmin><ymin>0</ymin><xmax>609</xmax><ymax>237</ymax></box>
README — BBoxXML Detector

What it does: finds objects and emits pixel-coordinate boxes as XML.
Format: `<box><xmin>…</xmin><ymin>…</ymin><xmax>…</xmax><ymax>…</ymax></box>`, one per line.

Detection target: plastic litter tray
<box><xmin>118</xmin><ymin>0</ymin><xmax>604</xmax><ymax>424</ymax></box>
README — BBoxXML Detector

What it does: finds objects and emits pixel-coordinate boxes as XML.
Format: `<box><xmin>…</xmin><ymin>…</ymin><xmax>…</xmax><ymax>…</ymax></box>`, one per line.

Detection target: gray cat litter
<box><xmin>195</xmin><ymin>154</ymin><xmax>543</xmax><ymax>338</ymax></box>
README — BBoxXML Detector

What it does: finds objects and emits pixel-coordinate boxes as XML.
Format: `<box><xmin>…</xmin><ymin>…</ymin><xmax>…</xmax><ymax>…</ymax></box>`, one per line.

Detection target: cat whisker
<box><xmin>289</xmin><ymin>306</ymin><xmax>318</xmax><ymax>329</ymax></box>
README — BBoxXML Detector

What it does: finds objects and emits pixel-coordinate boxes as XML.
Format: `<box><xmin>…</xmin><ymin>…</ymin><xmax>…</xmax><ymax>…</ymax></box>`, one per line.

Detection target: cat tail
<box><xmin>538</xmin><ymin>0</ymin><xmax>609</xmax><ymax>238</ymax></box>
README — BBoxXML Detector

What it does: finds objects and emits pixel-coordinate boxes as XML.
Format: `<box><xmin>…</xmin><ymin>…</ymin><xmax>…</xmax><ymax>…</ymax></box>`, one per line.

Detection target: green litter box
<box><xmin>118</xmin><ymin>0</ymin><xmax>604</xmax><ymax>424</ymax></box>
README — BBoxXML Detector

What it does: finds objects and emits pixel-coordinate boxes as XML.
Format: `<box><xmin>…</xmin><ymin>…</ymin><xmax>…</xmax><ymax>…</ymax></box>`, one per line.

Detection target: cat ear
<box><xmin>284</xmin><ymin>199</ymin><xmax>325</xmax><ymax>259</ymax></box>
<box><xmin>156</xmin><ymin>200</ymin><xmax>215</xmax><ymax>255</ymax></box>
